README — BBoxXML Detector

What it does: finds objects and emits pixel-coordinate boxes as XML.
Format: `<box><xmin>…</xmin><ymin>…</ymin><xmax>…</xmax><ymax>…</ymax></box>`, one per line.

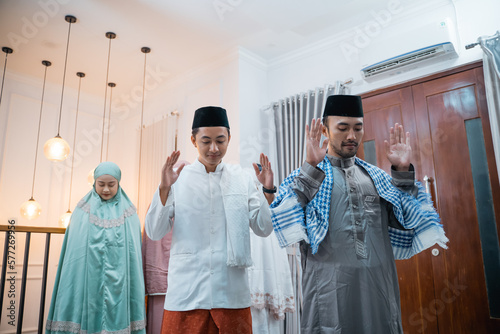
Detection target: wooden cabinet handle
<box><xmin>423</xmin><ymin>175</ymin><xmax>438</xmax><ymax>211</ymax></box>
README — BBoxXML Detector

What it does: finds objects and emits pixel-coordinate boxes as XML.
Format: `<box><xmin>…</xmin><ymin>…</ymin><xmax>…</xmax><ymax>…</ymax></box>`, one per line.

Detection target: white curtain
<box><xmin>263</xmin><ymin>82</ymin><xmax>346</xmax><ymax>333</ymax></box>
<box><xmin>137</xmin><ymin>113</ymin><xmax>178</xmax><ymax>224</ymax></box>
<box><xmin>479</xmin><ymin>31</ymin><xmax>500</xmax><ymax>182</ymax></box>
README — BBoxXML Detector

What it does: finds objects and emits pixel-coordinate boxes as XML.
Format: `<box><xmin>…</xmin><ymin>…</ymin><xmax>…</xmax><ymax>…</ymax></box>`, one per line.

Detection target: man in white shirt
<box><xmin>145</xmin><ymin>106</ymin><xmax>275</xmax><ymax>334</ymax></box>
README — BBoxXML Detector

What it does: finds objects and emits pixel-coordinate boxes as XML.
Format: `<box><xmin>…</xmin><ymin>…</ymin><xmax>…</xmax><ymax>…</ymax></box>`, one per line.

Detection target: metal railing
<box><xmin>0</xmin><ymin>221</ymin><xmax>66</xmax><ymax>334</ymax></box>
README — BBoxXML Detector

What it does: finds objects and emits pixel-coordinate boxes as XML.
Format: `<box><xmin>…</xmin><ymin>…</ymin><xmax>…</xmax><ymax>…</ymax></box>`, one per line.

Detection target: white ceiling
<box><xmin>0</xmin><ymin>0</ymin><xmax>443</xmax><ymax>103</ymax></box>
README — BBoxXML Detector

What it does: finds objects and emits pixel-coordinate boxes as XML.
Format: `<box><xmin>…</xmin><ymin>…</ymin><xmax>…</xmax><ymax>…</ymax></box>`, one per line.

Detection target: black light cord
<box><xmin>68</xmin><ymin>73</ymin><xmax>84</xmax><ymax>210</ymax></box>
<box><xmin>100</xmin><ymin>39</ymin><xmax>112</xmax><ymax>162</ymax></box>
<box><xmin>0</xmin><ymin>50</ymin><xmax>10</xmax><ymax>107</ymax></box>
<box><xmin>32</xmin><ymin>62</ymin><xmax>50</xmax><ymax>198</ymax></box>
<box><xmin>57</xmin><ymin>21</ymin><xmax>73</xmax><ymax>136</ymax></box>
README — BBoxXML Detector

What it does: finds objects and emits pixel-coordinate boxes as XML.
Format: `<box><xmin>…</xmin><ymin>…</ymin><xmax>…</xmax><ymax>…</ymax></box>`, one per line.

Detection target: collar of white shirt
<box><xmin>193</xmin><ymin>158</ymin><xmax>226</xmax><ymax>173</ymax></box>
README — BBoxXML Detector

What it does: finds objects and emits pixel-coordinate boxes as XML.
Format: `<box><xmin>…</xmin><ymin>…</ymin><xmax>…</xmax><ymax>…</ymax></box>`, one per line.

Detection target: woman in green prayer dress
<box><xmin>46</xmin><ymin>161</ymin><xmax>146</xmax><ymax>334</ymax></box>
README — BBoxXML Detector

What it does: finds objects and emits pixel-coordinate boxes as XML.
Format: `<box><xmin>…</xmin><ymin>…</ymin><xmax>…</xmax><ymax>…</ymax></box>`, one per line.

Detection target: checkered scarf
<box><xmin>270</xmin><ymin>157</ymin><xmax>448</xmax><ymax>259</ymax></box>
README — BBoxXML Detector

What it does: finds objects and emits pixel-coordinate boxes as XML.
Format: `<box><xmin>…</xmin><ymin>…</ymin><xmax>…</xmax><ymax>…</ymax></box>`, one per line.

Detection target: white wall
<box><xmin>140</xmin><ymin>49</ymin><xmax>241</xmax><ymax>166</ymax></box>
<box><xmin>0</xmin><ymin>46</ymin><xmax>242</xmax><ymax>232</ymax></box>
<box><xmin>1</xmin><ymin>73</ymin><xmax>93</xmax><ymax>227</ymax></box>
<box><xmin>0</xmin><ymin>49</ymin><xmax>241</xmax><ymax>232</ymax></box>
<box><xmin>265</xmin><ymin>0</ymin><xmax>499</xmax><ymax>101</ymax></box>
<box><xmin>238</xmin><ymin>48</ymin><xmax>269</xmax><ymax>171</ymax></box>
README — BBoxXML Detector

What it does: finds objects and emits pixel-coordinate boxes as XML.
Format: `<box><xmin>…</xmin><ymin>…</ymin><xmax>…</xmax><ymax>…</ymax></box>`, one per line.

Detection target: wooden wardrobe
<box><xmin>359</xmin><ymin>61</ymin><xmax>500</xmax><ymax>334</ymax></box>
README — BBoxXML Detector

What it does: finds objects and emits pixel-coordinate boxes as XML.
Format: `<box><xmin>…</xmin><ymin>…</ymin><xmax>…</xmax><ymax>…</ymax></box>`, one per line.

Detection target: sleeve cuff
<box><xmin>300</xmin><ymin>162</ymin><xmax>325</xmax><ymax>186</ymax></box>
<box><xmin>156</xmin><ymin>186</ymin><xmax>174</xmax><ymax>208</ymax></box>
<box><xmin>391</xmin><ymin>163</ymin><xmax>415</xmax><ymax>186</ymax></box>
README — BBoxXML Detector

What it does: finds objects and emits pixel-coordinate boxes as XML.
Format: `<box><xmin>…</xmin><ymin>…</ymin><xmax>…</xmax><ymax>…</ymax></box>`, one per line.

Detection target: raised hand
<box><xmin>160</xmin><ymin>150</ymin><xmax>185</xmax><ymax>191</ymax></box>
<box><xmin>305</xmin><ymin>118</ymin><xmax>328</xmax><ymax>166</ymax></box>
<box><xmin>253</xmin><ymin>153</ymin><xmax>274</xmax><ymax>190</ymax></box>
<box><xmin>384</xmin><ymin>123</ymin><xmax>411</xmax><ymax>171</ymax></box>
<box><xmin>253</xmin><ymin>153</ymin><xmax>275</xmax><ymax>204</ymax></box>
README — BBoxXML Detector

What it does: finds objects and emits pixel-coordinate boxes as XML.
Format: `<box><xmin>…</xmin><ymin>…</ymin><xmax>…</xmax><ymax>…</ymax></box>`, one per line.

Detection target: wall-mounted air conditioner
<box><xmin>359</xmin><ymin>18</ymin><xmax>459</xmax><ymax>81</ymax></box>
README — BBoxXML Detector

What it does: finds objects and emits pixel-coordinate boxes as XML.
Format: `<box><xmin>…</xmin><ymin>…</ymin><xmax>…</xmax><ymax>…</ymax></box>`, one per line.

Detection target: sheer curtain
<box><xmin>137</xmin><ymin>113</ymin><xmax>178</xmax><ymax>223</ymax></box>
<box><xmin>137</xmin><ymin>112</ymin><xmax>179</xmax><ymax>334</ymax></box>
<box><xmin>479</xmin><ymin>31</ymin><xmax>500</xmax><ymax>181</ymax></box>
<box><xmin>263</xmin><ymin>82</ymin><xmax>347</xmax><ymax>333</ymax></box>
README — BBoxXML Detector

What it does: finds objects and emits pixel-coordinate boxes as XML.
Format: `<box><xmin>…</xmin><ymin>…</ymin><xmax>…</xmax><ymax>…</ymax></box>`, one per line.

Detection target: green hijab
<box><xmin>94</xmin><ymin>161</ymin><xmax>122</xmax><ymax>183</ymax></box>
<box><xmin>73</xmin><ymin>161</ymin><xmax>136</xmax><ymax>226</ymax></box>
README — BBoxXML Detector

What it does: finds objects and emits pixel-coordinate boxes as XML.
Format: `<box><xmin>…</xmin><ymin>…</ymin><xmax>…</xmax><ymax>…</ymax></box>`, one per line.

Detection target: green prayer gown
<box><xmin>46</xmin><ymin>162</ymin><xmax>146</xmax><ymax>334</ymax></box>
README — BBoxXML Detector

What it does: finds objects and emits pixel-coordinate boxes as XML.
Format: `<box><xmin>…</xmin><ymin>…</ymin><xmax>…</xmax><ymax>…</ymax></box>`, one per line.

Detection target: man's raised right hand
<box><xmin>305</xmin><ymin>118</ymin><xmax>328</xmax><ymax>167</ymax></box>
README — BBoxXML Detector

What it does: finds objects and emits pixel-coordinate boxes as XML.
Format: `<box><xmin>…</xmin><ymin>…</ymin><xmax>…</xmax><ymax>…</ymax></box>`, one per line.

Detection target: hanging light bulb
<box><xmin>20</xmin><ymin>60</ymin><xmax>51</xmax><ymax>220</ymax></box>
<box><xmin>59</xmin><ymin>71</ymin><xmax>85</xmax><ymax>228</ymax></box>
<box><xmin>171</xmin><ymin>110</ymin><xmax>180</xmax><ymax>151</ymax></box>
<box><xmin>44</xmin><ymin>136</ymin><xmax>70</xmax><ymax>161</ymax></box>
<box><xmin>87</xmin><ymin>168</ymin><xmax>95</xmax><ymax>187</ymax></box>
<box><xmin>20</xmin><ymin>199</ymin><xmax>43</xmax><ymax>220</ymax></box>
<box><xmin>44</xmin><ymin>15</ymin><xmax>76</xmax><ymax>162</ymax></box>
<box><xmin>0</xmin><ymin>47</ymin><xmax>14</xmax><ymax>110</ymax></box>
<box><xmin>100</xmin><ymin>31</ymin><xmax>116</xmax><ymax>163</ymax></box>
<box><xmin>59</xmin><ymin>210</ymin><xmax>72</xmax><ymax>228</ymax></box>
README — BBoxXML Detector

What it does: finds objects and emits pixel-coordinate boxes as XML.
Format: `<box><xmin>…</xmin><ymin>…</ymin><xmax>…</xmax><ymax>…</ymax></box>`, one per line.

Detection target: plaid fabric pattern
<box><xmin>270</xmin><ymin>156</ymin><xmax>448</xmax><ymax>260</ymax></box>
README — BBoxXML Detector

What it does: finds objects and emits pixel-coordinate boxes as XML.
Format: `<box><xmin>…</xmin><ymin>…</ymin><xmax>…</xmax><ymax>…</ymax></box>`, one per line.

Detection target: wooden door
<box><xmin>360</xmin><ymin>87</ymin><xmax>440</xmax><ymax>334</ymax></box>
<box><xmin>412</xmin><ymin>67</ymin><xmax>500</xmax><ymax>334</ymax></box>
<box><xmin>360</xmin><ymin>65</ymin><xmax>500</xmax><ymax>333</ymax></box>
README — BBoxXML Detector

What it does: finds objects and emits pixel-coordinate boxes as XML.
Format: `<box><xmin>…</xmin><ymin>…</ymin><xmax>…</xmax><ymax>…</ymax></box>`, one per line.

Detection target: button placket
<box><xmin>345</xmin><ymin>167</ymin><xmax>367</xmax><ymax>259</ymax></box>
<box><xmin>209</xmin><ymin>174</ymin><xmax>215</xmax><ymax>214</ymax></box>
<box><xmin>207</xmin><ymin>173</ymin><xmax>215</xmax><ymax>290</ymax></box>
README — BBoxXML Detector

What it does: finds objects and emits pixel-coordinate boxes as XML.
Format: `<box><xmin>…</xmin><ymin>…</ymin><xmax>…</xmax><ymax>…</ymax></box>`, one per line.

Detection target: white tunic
<box><xmin>145</xmin><ymin>159</ymin><xmax>273</xmax><ymax>311</ymax></box>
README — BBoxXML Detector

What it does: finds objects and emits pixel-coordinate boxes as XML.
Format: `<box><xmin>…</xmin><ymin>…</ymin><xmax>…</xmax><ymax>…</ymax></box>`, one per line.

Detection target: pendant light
<box><xmin>0</xmin><ymin>47</ymin><xmax>13</xmax><ymax>109</ymax></box>
<box><xmin>171</xmin><ymin>110</ymin><xmax>180</xmax><ymax>151</ymax></box>
<box><xmin>59</xmin><ymin>72</ymin><xmax>85</xmax><ymax>228</ymax></box>
<box><xmin>88</xmin><ymin>31</ymin><xmax>116</xmax><ymax>186</ymax></box>
<box><xmin>100</xmin><ymin>31</ymin><xmax>116</xmax><ymax>162</ymax></box>
<box><xmin>87</xmin><ymin>168</ymin><xmax>95</xmax><ymax>187</ymax></box>
<box><xmin>44</xmin><ymin>15</ymin><xmax>76</xmax><ymax>162</ymax></box>
<box><xmin>137</xmin><ymin>46</ymin><xmax>150</xmax><ymax>206</ymax></box>
<box><xmin>105</xmin><ymin>82</ymin><xmax>116</xmax><ymax>161</ymax></box>
<box><xmin>20</xmin><ymin>60</ymin><xmax>51</xmax><ymax>220</ymax></box>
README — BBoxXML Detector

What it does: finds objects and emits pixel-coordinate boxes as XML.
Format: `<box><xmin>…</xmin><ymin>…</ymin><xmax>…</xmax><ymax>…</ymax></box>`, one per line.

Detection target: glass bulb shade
<box><xmin>59</xmin><ymin>210</ymin><xmax>72</xmax><ymax>228</ymax></box>
<box><xmin>44</xmin><ymin>136</ymin><xmax>70</xmax><ymax>161</ymax></box>
<box><xmin>20</xmin><ymin>199</ymin><xmax>42</xmax><ymax>220</ymax></box>
<box><xmin>87</xmin><ymin>169</ymin><xmax>95</xmax><ymax>187</ymax></box>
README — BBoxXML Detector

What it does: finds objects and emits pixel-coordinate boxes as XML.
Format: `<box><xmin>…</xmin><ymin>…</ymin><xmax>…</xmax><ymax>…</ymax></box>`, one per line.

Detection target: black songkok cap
<box><xmin>192</xmin><ymin>106</ymin><xmax>230</xmax><ymax>129</ymax></box>
<box><xmin>323</xmin><ymin>95</ymin><xmax>364</xmax><ymax>118</ymax></box>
